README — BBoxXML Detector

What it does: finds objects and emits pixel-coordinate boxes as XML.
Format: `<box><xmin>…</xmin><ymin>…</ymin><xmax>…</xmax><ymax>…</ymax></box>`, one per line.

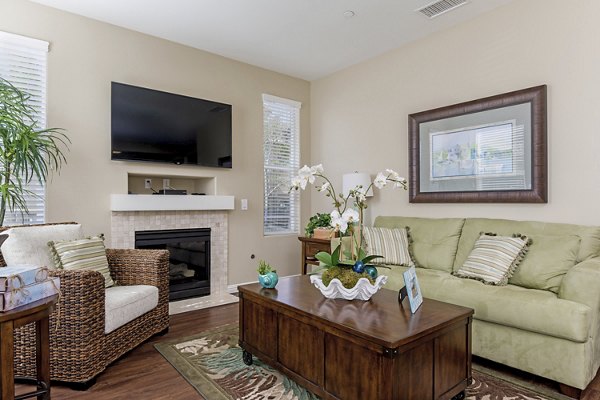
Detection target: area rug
<box><xmin>155</xmin><ymin>324</ymin><xmax>571</xmax><ymax>400</ymax></box>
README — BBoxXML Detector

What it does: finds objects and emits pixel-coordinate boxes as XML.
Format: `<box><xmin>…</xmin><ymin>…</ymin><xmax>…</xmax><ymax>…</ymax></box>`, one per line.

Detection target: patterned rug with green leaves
<box><xmin>155</xmin><ymin>324</ymin><xmax>571</xmax><ymax>400</ymax></box>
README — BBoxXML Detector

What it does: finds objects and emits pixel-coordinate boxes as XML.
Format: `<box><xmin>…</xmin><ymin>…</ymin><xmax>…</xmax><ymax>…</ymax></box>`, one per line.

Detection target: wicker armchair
<box><xmin>0</xmin><ymin>223</ymin><xmax>170</xmax><ymax>387</ymax></box>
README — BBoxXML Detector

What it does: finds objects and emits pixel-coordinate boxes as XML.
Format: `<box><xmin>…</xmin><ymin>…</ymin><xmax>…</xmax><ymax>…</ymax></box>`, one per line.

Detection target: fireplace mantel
<box><xmin>110</xmin><ymin>194</ymin><xmax>235</xmax><ymax>211</ymax></box>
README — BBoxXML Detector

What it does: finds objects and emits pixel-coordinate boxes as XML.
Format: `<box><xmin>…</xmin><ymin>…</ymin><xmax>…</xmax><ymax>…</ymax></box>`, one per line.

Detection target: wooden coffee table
<box><xmin>238</xmin><ymin>275</ymin><xmax>473</xmax><ymax>400</ymax></box>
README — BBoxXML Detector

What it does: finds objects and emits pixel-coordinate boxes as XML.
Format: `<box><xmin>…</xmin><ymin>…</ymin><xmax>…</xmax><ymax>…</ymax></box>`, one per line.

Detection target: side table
<box><xmin>0</xmin><ymin>295</ymin><xmax>58</xmax><ymax>400</ymax></box>
<box><xmin>298</xmin><ymin>236</ymin><xmax>331</xmax><ymax>274</ymax></box>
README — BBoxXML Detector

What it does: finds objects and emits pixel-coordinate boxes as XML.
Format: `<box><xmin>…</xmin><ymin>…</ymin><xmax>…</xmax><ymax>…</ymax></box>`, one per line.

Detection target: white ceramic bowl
<box><xmin>309</xmin><ymin>274</ymin><xmax>387</xmax><ymax>301</ymax></box>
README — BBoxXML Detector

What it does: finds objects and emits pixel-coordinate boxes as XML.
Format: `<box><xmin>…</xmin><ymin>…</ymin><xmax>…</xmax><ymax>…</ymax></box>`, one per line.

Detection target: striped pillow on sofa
<box><xmin>362</xmin><ymin>226</ymin><xmax>414</xmax><ymax>267</ymax></box>
<box><xmin>454</xmin><ymin>233</ymin><xmax>530</xmax><ymax>285</ymax></box>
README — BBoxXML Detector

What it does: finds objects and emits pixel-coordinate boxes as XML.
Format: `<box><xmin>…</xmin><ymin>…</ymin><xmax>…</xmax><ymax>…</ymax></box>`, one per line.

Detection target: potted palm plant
<box><xmin>0</xmin><ymin>78</ymin><xmax>69</xmax><ymax>225</ymax></box>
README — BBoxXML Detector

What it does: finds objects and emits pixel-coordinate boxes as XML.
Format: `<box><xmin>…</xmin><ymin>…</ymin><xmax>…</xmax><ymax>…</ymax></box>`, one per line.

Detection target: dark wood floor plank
<box><xmin>15</xmin><ymin>302</ymin><xmax>600</xmax><ymax>399</ymax></box>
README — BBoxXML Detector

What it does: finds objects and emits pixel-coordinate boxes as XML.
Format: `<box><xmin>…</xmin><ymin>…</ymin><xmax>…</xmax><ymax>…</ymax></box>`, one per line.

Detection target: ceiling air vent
<box><xmin>416</xmin><ymin>0</ymin><xmax>469</xmax><ymax>19</ymax></box>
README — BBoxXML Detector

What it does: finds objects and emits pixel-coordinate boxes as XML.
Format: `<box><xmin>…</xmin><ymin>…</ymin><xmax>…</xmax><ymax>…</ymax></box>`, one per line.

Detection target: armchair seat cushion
<box><xmin>105</xmin><ymin>285</ymin><xmax>159</xmax><ymax>334</ymax></box>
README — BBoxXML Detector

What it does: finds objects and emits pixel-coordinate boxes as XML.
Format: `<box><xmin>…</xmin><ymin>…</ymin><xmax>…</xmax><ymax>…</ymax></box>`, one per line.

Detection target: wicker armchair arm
<box><xmin>105</xmin><ymin>248</ymin><xmax>169</xmax><ymax>287</ymax></box>
<box><xmin>105</xmin><ymin>249</ymin><xmax>170</xmax><ymax>329</ymax></box>
<box><xmin>48</xmin><ymin>269</ymin><xmax>105</xmax><ymax>330</ymax></box>
<box><xmin>13</xmin><ymin>269</ymin><xmax>106</xmax><ymax>381</ymax></box>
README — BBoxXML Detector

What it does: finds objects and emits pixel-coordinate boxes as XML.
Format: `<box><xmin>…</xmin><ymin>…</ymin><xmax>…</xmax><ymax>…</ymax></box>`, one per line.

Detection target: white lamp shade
<box><xmin>343</xmin><ymin>172</ymin><xmax>373</xmax><ymax>197</ymax></box>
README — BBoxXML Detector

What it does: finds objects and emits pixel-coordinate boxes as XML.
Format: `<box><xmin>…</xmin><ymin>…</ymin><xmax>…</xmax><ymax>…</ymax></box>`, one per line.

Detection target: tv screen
<box><xmin>111</xmin><ymin>82</ymin><xmax>232</xmax><ymax>168</ymax></box>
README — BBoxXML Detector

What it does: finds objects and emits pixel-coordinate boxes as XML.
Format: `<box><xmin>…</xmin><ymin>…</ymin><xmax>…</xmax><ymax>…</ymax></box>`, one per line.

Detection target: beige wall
<box><xmin>310</xmin><ymin>0</ymin><xmax>600</xmax><ymax>226</ymax></box>
<box><xmin>0</xmin><ymin>0</ymin><xmax>311</xmax><ymax>284</ymax></box>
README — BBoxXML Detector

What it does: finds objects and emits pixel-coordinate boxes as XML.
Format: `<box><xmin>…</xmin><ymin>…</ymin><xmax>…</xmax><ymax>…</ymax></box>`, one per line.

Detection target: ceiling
<box><xmin>30</xmin><ymin>0</ymin><xmax>515</xmax><ymax>81</ymax></box>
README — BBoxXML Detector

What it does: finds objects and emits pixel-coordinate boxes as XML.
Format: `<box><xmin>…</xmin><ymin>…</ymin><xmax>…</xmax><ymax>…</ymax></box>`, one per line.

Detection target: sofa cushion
<box><xmin>374</xmin><ymin>216</ymin><xmax>465</xmax><ymax>273</ymax></box>
<box><xmin>508</xmin><ymin>234</ymin><xmax>580</xmax><ymax>293</ymax></box>
<box><xmin>363</xmin><ymin>227</ymin><xmax>414</xmax><ymax>266</ymax></box>
<box><xmin>105</xmin><ymin>285</ymin><xmax>158</xmax><ymax>334</ymax></box>
<box><xmin>49</xmin><ymin>235</ymin><xmax>115</xmax><ymax>288</ymax></box>
<box><xmin>381</xmin><ymin>263</ymin><xmax>592</xmax><ymax>342</ymax></box>
<box><xmin>439</xmin><ymin>276</ymin><xmax>590</xmax><ymax>342</ymax></box>
<box><xmin>455</xmin><ymin>233</ymin><xmax>530</xmax><ymax>285</ymax></box>
<box><xmin>453</xmin><ymin>218</ymin><xmax>600</xmax><ymax>273</ymax></box>
<box><xmin>1</xmin><ymin>224</ymin><xmax>83</xmax><ymax>268</ymax></box>
<box><xmin>378</xmin><ymin>265</ymin><xmax>453</xmax><ymax>298</ymax></box>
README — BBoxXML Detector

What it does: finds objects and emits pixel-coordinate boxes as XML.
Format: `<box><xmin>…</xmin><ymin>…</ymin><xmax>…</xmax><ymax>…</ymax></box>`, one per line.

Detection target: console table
<box><xmin>298</xmin><ymin>236</ymin><xmax>330</xmax><ymax>274</ymax></box>
<box><xmin>0</xmin><ymin>295</ymin><xmax>58</xmax><ymax>400</ymax></box>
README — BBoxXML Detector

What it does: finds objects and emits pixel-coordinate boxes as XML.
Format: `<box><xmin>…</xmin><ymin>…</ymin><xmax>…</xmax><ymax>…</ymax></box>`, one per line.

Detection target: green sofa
<box><xmin>372</xmin><ymin>216</ymin><xmax>600</xmax><ymax>392</ymax></box>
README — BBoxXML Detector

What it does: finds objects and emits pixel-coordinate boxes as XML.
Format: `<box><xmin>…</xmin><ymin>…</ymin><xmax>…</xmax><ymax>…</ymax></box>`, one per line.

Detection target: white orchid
<box><xmin>373</xmin><ymin>172</ymin><xmax>387</xmax><ymax>189</ymax></box>
<box><xmin>317</xmin><ymin>182</ymin><xmax>330</xmax><ymax>192</ymax></box>
<box><xmin>292</xmin><ymin>163</ymin><xmax>408</xmax><ymax>262</ymax></box>
<box><xmin>342</xmin><ymin>208</ymin><xmax>360</xmax><ymax>224</ymax></box>
<box><xmin>394</xmin><ymin>179</ymin><xmax>407</xmax><ymax>189</ymax></box>
<box><xmin>329</xmin><ymin>208</ymin><xmax>360</xmax><ymax>234</ymax></box>
<box><xmin>353</xmin><ymin>190</ymin><xmax>366</xmax><ymax>203</ymax></box>
<box><xmin>291</xmin><ymin>176</ymin><xmax>302</xmax><ymax>190</ymax></box>
<box><xmin>310</xmin><ymin>164</ymin><xmax>324</xmax><ymax>175</ymax></box>
<box><xmin>330</xmin><ymin>210</ymin><xmax>349</xmax><ymax>234</ymax></box>
<box><xmin>298</xmin><ymin>165</ymin><xmax>316</xmax><ymax>188</ymax></box>
<box><xmin>385</xmin><ymin>169</ymin><xmax>401</xmax><ymax>181</ymax></box>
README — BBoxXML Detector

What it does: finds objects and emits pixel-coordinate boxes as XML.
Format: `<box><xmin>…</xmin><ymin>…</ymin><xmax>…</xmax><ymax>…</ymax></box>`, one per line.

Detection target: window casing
<box><xmin>263</xmin><ymin>94</ymin><xmax>301</xmax><ymax>236</ymax></box>
<box><xmin>0</xmin><ymin>31</ymin><xmax>49</xmax><ymax>225</ymax></box>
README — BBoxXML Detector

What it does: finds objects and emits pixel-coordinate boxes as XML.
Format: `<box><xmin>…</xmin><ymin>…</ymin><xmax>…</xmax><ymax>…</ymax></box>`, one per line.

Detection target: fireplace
<box><xmin>135</xmin><ymin>228</ymin><xmax>211</xmax><ymax>301</ymax></box>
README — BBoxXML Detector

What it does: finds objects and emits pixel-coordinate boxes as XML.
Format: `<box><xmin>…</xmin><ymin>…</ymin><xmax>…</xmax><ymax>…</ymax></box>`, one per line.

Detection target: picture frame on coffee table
<box><xmin>408</xmin><ymin>85</ymin><xmax>547</xmax><ymax>203</ymax></box>
<box><xmin>403</xmin><ymin>266</ymin><xmax>423</xmax><ymax>314</ymax></box>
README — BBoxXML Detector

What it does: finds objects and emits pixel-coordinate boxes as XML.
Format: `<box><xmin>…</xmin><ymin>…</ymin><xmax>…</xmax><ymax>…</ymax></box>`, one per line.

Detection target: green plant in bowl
<box><xmin>257</xmin><ymin>260</ymin><xmax>276</xmax><ymax>275</ymax></box>
<box><xmin>257</xmin><ymin>260</ymin><xmax>278</xmax><ymax>288</ymax></box>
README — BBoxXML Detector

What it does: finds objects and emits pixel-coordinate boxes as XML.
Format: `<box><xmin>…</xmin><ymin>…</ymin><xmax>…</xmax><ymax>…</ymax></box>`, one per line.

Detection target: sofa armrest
<box><xmin>559</xmin><ymin>258</ymin><xmax>600</xmax><ymax>311</ymax></box>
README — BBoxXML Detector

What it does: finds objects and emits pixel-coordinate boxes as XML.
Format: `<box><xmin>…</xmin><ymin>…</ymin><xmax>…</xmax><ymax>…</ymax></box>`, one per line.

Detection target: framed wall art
<box><xmin>408</xmin><ymin>85</ymin><xmax>547</xmax><ymax>203</ymax></box>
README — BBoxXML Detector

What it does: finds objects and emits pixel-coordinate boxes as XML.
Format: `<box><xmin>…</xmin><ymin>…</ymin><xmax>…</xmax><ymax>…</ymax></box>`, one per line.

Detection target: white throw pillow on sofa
<box><xmin>1</xmin><ymin>224</ymin><xmax>84</xmax><ymax>268</ymax></box>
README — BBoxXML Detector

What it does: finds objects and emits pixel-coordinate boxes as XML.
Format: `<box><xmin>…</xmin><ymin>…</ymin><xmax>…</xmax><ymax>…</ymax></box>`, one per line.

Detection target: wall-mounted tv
<box><xmin>111</xmin><ymin>82</ymin><xmax>232</xmax><ymax>168</ymax></box>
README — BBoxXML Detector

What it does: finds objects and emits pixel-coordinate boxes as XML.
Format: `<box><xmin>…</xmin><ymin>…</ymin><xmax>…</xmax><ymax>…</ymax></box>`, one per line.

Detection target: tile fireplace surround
<box><xmin>111</xmin><ymin>210</ymin><xmax>238</xmax><ymax>314</ymax></box>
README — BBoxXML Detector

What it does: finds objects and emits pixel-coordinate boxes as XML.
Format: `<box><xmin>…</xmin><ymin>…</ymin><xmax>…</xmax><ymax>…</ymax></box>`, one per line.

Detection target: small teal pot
<box><xmin>258</xmin><ymin>272</ymin><xmax>279</xmax><ymax>289</ymax></box>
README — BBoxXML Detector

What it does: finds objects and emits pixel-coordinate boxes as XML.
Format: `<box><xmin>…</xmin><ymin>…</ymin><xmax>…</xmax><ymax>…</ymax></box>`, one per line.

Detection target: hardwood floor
<box><xmin>17</xmin><ymin>303</ymin><xmax>239</xmax><ymax>400</ymax></box>
<box><xmin>15</xmin><ymin>303</ymin><xmax>600</xmax><ymax>399</ymax></box>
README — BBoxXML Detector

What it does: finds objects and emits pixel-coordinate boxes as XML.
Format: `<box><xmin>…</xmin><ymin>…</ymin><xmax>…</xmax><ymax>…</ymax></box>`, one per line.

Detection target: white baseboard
<box><xmin>227</xmin><ymin>274</ymin><xmax>301</xmax><ymax>293</ymax></box>
<box><xmin>227</xmin><ymin>280</ymin><xmax>256</xmax><ymax>293</ymax></box>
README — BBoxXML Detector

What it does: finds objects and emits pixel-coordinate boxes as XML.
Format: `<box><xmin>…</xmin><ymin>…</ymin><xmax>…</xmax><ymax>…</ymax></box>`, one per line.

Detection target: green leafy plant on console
<box><xmin>304</xmin><ymin>212</ymin><xmax>332</xmax><ymax>237</ymax></box>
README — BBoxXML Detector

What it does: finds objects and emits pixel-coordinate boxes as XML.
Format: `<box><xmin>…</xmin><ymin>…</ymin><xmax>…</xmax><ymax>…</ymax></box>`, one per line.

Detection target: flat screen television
<box><xmin>111</xmin><ymin>82</ymin><xmax>232</xmax><ymax>168</ymax></box>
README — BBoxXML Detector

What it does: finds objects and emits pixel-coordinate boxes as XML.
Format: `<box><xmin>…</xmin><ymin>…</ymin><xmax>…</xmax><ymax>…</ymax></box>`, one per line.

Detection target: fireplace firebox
<box><xmin>135</xmin><ymin>228</ymin><xmax>210</xmax><ymax>301</ymax></box>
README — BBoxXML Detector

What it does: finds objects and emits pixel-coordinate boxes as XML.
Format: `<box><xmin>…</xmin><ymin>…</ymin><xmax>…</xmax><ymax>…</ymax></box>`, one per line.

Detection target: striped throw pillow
<box><xmin>454</xmin><ymin>233</ymin><xmax>530</xmax><ymax>285</ymax></box>
<box><xmin>362</xmin><ymin>227</ymin><xmax>414</xmax><ymax>267</ymax></box>
<box><xmin>49</xmin><ymin>235</ymin><xmax>115</xmax><ymax>288</ymax></box>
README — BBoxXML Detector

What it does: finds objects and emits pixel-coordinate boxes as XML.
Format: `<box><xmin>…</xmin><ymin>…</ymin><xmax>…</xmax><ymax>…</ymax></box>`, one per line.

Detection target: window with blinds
<box><xmin>0</xmin><ymin>31</ymin><xmax>49</xmax><ymax>225</ymax></box>
<box><xmin>263</xmin><ymin>94</ymin><xmax>301</xmax><ymax>236</ymax></box>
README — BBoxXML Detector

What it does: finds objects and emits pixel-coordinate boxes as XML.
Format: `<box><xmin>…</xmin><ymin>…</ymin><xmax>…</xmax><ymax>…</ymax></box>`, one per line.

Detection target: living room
<box><xmin>1</xmin><ymin>0</ymin><xmax>599</xmax><ymax>399</ymax></box>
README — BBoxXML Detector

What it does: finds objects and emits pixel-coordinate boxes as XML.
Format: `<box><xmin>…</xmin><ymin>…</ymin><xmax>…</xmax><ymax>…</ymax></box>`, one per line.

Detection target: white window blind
<box><xmin>0</xmin><ymin>31</ymin><xmax>49</xmax><ymax>225</ymax></box>
<box><xmin>263</xmin><ymin>94</ymin><xmax>301</xmax><ymax>236</ymax></box>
